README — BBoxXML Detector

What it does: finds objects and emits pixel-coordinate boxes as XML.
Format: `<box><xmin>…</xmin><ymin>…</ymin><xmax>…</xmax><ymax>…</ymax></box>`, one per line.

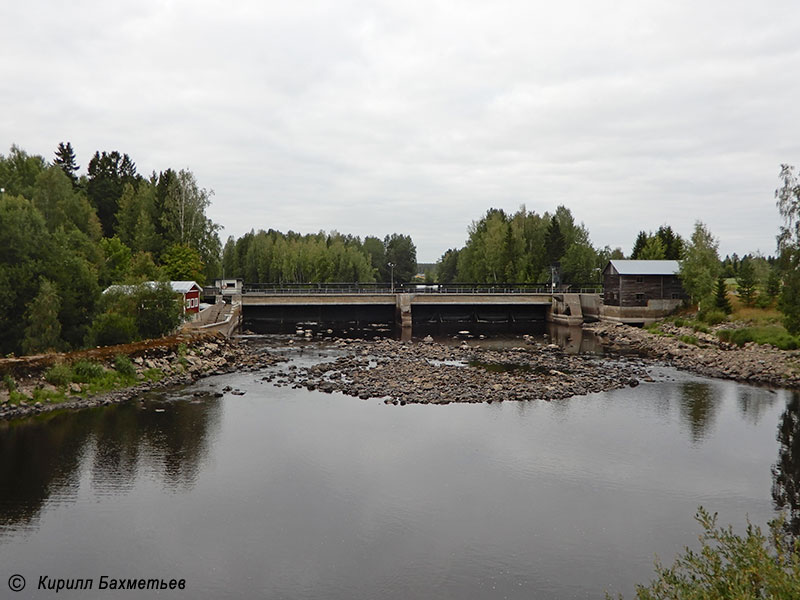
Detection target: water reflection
<box><xmin>735</xmin><ymin>387</ymin><xmax>779</xmax><ymax>426</ymax></box>
<box><xmin>0</xmin><ymin>397</ymin><xmax>220</xmax><ymax>533</ymax></box>
<box><xmin>678</xmin><ymin>382</ymin><xmax>721</xmax><ymax>444</ymax></box>
<box><xmin>772</xmin><ymin>393</ymin><xmax>800</xmax><ymax>538</ymax></box>
<box><xmin>544</xmin><ymin>323</ymin><xmax>604</xmax><ymax>354</ymax></box>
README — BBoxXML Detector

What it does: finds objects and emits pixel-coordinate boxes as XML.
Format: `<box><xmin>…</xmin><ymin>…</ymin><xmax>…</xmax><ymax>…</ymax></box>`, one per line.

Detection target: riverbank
<box><xmin>0</xmin><ymin>333</ymin><xmax>285</xmax><ymax>421</ymax></box>
<box><xmin>273</xmin><ymin>337</ymin><xmax>650</xmax><ymax>404</ymax></box>
<box><xmin>584</xmin><ymin>320</ymin><xmax>800</xmax><ymax>388</ymax></box>
<box><xmin>4</xmin><ymin>318</ymin><xmax>798</xmax><ymax>419</ymax></box>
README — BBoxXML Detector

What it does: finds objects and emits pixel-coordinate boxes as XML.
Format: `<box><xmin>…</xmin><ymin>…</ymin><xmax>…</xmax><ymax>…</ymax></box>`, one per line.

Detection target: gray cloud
<box><xmin>2</xmin><ymin>0</ymin><xmax>798</xmax><ymax>261</ymax></box>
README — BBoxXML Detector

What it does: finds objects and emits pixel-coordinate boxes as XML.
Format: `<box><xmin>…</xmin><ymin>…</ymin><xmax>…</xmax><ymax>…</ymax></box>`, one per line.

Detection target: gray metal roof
<box><xmin>104</xmin><ymin>281</ymin><xmax>201</xmax><ymax>294</ymax></box>
<box><xmin>169</xmin><ymin>281</ymin><xmax>202</xmax><ymax>294</ymax></box>
<box><xmin>607</xmin><ymin>260</ymin><xmax>680</xmax><ymax>276</ymax></box>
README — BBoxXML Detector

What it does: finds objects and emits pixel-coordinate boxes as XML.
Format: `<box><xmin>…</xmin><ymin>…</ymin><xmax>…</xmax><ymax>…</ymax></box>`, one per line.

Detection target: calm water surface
<box><xmin>0</xmin><ymin>337</ymin><xmax>795</xmax><ymax>599</ymax></box>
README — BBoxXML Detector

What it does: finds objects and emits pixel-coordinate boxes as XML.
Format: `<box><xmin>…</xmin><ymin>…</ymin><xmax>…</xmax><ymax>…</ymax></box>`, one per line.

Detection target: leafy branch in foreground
<box><xmin>611</xmin><ymin>507</ymin><xmax>800</xmax><ymax>599</ymax></box>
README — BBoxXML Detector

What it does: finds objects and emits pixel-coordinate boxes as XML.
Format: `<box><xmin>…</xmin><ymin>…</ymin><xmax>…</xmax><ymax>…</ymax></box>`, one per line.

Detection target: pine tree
<box><xmin>22</xmin><ymin>278</ymin><xmax>63</xmax><ymax>354</ymax></box>
<box><xmin>714</xmin><ymin>276</ymin><xmax>732</xmax><ymax>314</ymax></box>
<box><xmin>53</xmin><ymin>142</ymin><xmax>79</xmax><ymax>187</ymax></box>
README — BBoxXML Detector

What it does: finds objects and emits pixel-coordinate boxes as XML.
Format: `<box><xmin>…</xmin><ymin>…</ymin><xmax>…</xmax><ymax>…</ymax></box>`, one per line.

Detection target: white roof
<box><xmin>104</xmin><ymin>281</ymin><xmax>201</xmax><ymax>294</ymax></box>
<box><xmin>607</xmin><ymin>260</ymin><xmax>680</xmax><ymax>276</ymax></box>
<box><xmin>169</xmin><ymin>281</ymin><xmax>201</xmax><ymax>293</ymax></box>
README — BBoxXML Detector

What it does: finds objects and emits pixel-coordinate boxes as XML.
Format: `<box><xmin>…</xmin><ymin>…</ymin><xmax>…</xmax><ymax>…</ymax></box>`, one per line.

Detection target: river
<box><xmin>0</xmin><ymin>332</ymin><xmax>796</xmax><ymax>599</ymax></box>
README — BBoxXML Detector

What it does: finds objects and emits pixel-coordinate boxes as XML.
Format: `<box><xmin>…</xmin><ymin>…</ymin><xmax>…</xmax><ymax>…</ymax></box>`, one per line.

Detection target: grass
<box><xmin>678</xmin><ymin>335</ymin><xmax>699</xmax><ymax>345</ymax></box>
<box><xmin>717</xmin><ymin>325</ymin><xmax>800</xmax><ymax>350</ymax></box>
<box><xmin>731</xmin><ymin>305</ymin><xmax>782</xmax><ymax>325</ymax></box>
<box><xmin>664</xmin><ymin>316</ymin><xmax>711</xmax><ymax>334</ymax></box>
<box><xmin>9</xmin><ymin>359</ymin><xmax>167</xmax><ymax>407</ymax></box>
<box><xmin>645</xmin><ymin>323</ymin><xmax>668</xmax><ymax>336</ymax></box>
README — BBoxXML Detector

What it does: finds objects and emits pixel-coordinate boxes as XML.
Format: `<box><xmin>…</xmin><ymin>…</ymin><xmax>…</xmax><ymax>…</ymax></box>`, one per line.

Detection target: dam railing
<box><xmin>241</xmin><ymin>283</ymin><xmax>602</xmax><ymax>295</ymax></box>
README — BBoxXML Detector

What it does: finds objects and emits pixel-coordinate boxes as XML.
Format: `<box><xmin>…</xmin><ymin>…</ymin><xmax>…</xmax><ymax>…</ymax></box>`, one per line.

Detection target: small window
<box><xmin>635</xmin><ymin>293</ymin><xmax>645</xmax><ymax>301</ymax></box>
<box><xmin>671</xmin><ymin>293</ymin><xmax>680</xmax><ymax>299</ymax></box>
<box><xmin>636</xmin><ymin>276</ymin><xmax>643</xmax><ymax>283</ymax></box>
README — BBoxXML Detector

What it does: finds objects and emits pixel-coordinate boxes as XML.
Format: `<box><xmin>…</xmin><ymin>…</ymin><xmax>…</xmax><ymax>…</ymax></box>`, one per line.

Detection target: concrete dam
<box><xmin>238</xmin><ymin>288</ymin><xmax>600</xmax><ymax>333</ymax></box>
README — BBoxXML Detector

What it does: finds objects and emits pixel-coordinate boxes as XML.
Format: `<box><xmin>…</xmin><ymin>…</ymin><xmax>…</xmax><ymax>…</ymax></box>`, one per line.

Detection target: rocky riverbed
<box><xmin>5</xmin><ymin>318</ymin><xmax>799</xmax><ymax>420</ymax></box>
<box><xmin>267</xmin><ymin>337</ymin><xmax>651</xmax><ymax>405</ymax></box>
<box><xmin>0</xmin><ymin>334</ymin><xmax>286</xmax><ymax>421</ymax></box>
<box><xmin>585</xmin><ymin>321</ymin><xmax>800</xmax><ymax>388</ymax></box>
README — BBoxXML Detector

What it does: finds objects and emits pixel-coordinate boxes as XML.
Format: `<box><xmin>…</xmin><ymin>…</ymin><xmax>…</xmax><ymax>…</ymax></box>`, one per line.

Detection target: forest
<box><xmin>0</xmin><ymin>143</ymin><xmax>419</xmax><ymax>356</ymax></box>
<box><xmin>435</xmin><ymin>205</ymin><xmax>624</xmax><ymax>285</ymax></box>
<box><xmin>3</xmin><ymin>141</ymin><xmax>800</xmax><ymax>355</ymax></box>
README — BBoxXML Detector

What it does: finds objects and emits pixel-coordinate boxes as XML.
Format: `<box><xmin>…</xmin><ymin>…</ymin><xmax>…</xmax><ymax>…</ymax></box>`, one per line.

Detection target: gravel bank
<box><xmin>585</xmin><ymin>321</ymin><xmax>800</xmax><ymax>388</ymax></box>
<box><xmin>269</xmin><ymin>337</ymin><xmax>650</xmax><ymax>405</ymax></box>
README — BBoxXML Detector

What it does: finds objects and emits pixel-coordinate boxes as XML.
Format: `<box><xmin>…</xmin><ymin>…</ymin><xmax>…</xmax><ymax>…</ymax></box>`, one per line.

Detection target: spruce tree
<box><xmin>655</xmin><ymin>225</ymin><xmax>684</xmax><ymax>260</ymax></box>
<box><xmin>714</xmin><ymin>276</ymin><xmax>732</xmax><ymax>314</ymax></box>
<box><xmin>736</xmin><ymin>258</ymin><xmax>758</xmax><ymax>306</ymax></box>
<box><xmin>53</xmin><ymin>142</ymin><xmax>79</xmax><ymax>187</ymax></box>
<box><xmin>544</xmin><ymin>216</ymin><xmax>566</xmax><ymax>266</ymax></box>
<box><xmin>639</xmin><ymin>236</ymin><xmax>666</xmax><ymax>260</ymax></box>
<box><xmin>631</xmin><ymin>231</ymin><xmax>648</xmax><ymax>259</ymax></box>
<box><xmin>766</xmin><ymin>268</ymin><xmax>782</xmax><ymax>299</ymax></box>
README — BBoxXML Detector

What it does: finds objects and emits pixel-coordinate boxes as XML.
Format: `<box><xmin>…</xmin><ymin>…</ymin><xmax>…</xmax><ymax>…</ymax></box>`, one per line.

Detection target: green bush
<box><xmin>691</xmin><ymin>323</ymin><xmax>711</xmax><ymax>334</ymax></box>
<box><xmin>3</xmin><ymin>374</ymin><xmax>16</xmax><ymax>392</ymax></box>
<box><xmin>622</xmin><ymin>508</ymin><xmax>800</xmax><ymax>599</ymax></box>
<box><xmin>678</xmin><ymin>335</ymin><xmax>699</xmax><ymax>345</ymax></box>
<box><xmin>698</xmin><ymin>308</ymin><xmax>727</xmax><ymax>325</ymax></box>
<box><xmin>133</xmin><ymin>282</ymin><xmax>182</xmax><ymax>339</ymax></box>
<box><xmin>71</xmin><ymin>360</ymin><xmax>105</xmax><ymax>383</ymax></box>
<box><xmin>86</xmin><ymin>312</ymin><xmax>137</xmax><ymax>347</ymax></box>
<box><xmin>672</xmin><ymin>318</ymin><xmax>686</xmax><ymax>328</ymax></box>
<box><xmin>717</xmin><ymin>326</ymin><xmax>800</xmax><ymax>350</ymax></box>
<box><xmin>113</xmin><ymin>354</ymin><xmax>136</xmax><ymax>379</ymax></box>
<box><xmin>756</xmin><ymin>294</ymin><xmax>773</xmax><ymax>309</ymax></box>
<box><xmin>44</xmin><ymin>363</ymin><xmax>73</xmax><ymax>387</ymax></box>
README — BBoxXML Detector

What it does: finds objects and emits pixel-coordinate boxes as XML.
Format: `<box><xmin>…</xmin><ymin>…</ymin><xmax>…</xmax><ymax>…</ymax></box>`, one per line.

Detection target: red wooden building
<box><xmin>170</xmin><ymin>281</ymin><xmax>202</xmax><ymax>314</ymax></box>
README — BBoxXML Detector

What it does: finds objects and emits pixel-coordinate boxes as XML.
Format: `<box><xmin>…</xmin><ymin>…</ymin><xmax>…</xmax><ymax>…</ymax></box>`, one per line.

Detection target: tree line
<box><xmin>0</xmin><ymin>143</ymin><xmax>421</xmax><ymax>355</ymax></box>
<box><xmin>433</xmin><ymin>197</ymin><xmax>800</xmax><ymax>334</ymax></box>
<box><xmin>436</xmin><ymin>205</ymin><xmax>624</xmax><ymax>285</ymax></box>
<box><xmin>0</xmin><ymin>143</ymin><xmax>221</xmax><ymax>355</ymax></box>
<box><xmin>221</xmin><ymin>231</ymin><xmax>417</xmax><ymax>285</ymax></box>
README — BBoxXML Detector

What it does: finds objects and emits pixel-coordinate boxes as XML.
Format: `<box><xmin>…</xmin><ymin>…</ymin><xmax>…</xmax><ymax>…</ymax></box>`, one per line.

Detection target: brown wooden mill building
<box><xmin>600</xmin><ymin>259</ymin><xmax>688</xmax><ymax>324</ymax></box>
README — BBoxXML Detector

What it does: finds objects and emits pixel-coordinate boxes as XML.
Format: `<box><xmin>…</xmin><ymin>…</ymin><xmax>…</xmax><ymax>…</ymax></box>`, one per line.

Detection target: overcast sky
<box><xmin>3</xmin><ymin>1</ymin><xmax>799</xmax><ymax>262</ymax></box>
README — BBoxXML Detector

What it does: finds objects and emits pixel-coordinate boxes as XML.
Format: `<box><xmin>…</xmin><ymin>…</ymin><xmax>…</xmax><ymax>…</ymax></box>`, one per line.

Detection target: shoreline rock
<box><xmin>0</xmin><ymin>335</ymin><xmax>285</xmax><ymax>422</ymax></box>
<box><xmin>584</xmin><ymin>321</ymin><xmax>800</xmax><ymax>389</ymax></box>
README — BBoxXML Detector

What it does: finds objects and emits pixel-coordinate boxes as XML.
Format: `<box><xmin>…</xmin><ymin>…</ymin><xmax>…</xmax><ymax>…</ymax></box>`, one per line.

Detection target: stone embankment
<box><xmin>270</xmin><ymin>338</ymin><xmax>649</xmax><ymax>405</ymax></box>
<box><xmin>0</xmin><ymin>334</ymin><xmax>284</xmax><ymax>421</ymax></box>
<box><xmin>585</xmin><ymin>321</ymin><xmax>800</xmax><ymax>388</ymax></box>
